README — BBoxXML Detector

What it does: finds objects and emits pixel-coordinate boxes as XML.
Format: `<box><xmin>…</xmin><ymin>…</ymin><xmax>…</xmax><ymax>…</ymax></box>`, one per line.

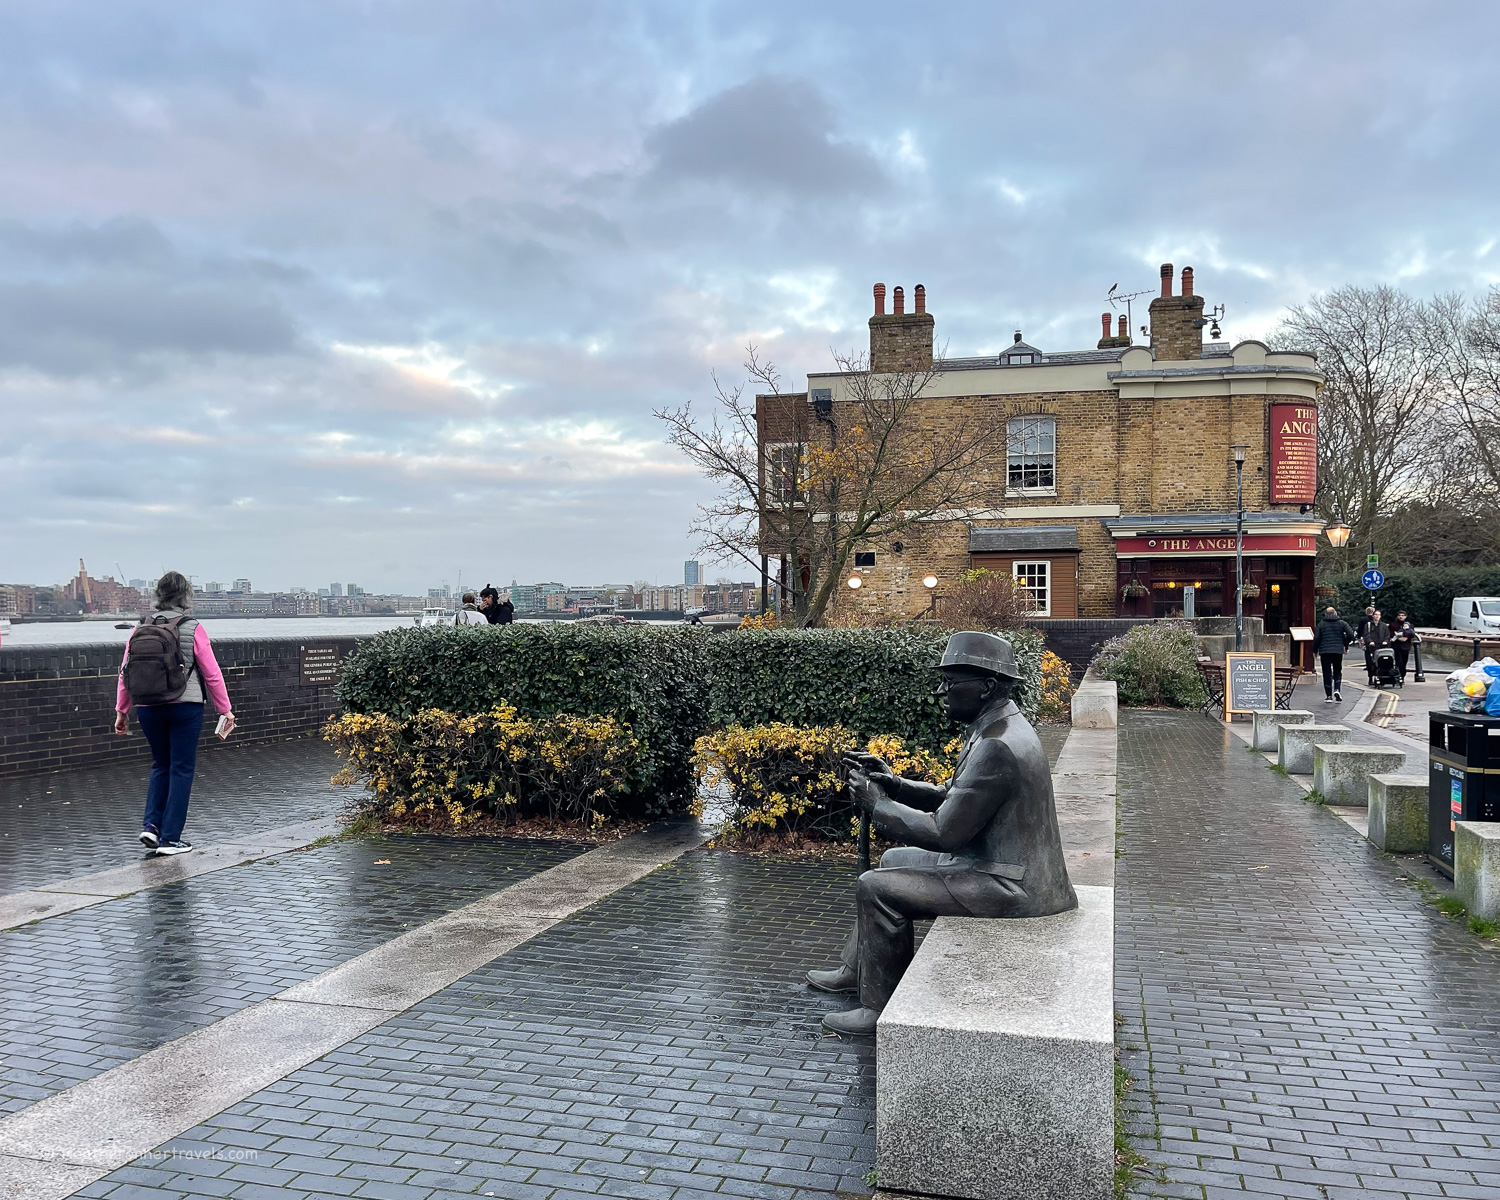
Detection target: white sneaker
<box><xmin>139</xmin><ymin>828</ymin><xmax>159</xmax><ymax>849</ymax></box>
<box><xmin>1334</xmin><ymin>691</ymin><xmax>1343</xmax><ymax>702</ymax></box>
<box><xmin>155</xmin><ymin>841</ymin><xmax>194</xmax><ymax>856</ymax></box>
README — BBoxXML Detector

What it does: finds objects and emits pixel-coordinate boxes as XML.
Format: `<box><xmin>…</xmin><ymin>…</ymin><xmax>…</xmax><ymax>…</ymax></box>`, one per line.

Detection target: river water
<box><xmin>0</xmin><ymin>615</ymin><xmax>682</xmax><ymax>648</ymax></box>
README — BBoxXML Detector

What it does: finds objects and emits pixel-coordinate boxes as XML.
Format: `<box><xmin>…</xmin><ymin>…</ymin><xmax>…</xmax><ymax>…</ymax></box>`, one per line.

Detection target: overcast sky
<box><xmin>3</xmin><ymin>1</ymin><xmax>1497</xmax><ymax>593</ymax></box>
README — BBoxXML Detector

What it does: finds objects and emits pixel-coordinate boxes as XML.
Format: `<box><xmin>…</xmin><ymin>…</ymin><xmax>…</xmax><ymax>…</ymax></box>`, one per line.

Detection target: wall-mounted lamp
<box><xmin>1325</xmin><ymin>521</ymin><xmax>1352</xmax><ymax>549</ymax></box>
<box><xmin>922</xmin><ymin>575</ymin><xmax>939</xmax><ymax>590</ymax></box>
<box><xmin>847</xmin><ymin>576</ymin><xmax>862</xmax><ymax>590</ymax></box>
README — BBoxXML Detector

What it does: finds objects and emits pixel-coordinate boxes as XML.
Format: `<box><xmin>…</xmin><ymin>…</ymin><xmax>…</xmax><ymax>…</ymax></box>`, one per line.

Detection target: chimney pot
<box><xmin>873</xmin><ymin>283</ymin><xmax>886</xmax><ymax>316</ymax></box>
<box><xmin>1118</xmin><ymin>314</ymin><xmax>1128</xmax><ymax>339</ymax></box>
<box><xmin>1101</xmin><ymin>313</ymin><xmax>1112</xmax><ymax>339</ymax></box>
<box><xmin>893</xmin><ymin>286</ymin><xmax>905</xmax><ymax>315</ymax></box>
<box><xmin>1181</xmin><ymin>266</ymin><xmax>1194</xmax><ymax>296</ymax></box>
<box><xmin>914</xmin><ymin>284</ymin><xmax>926</xmax><ymax>314</ymax></box>
<box><xmin>1160</xmin><ymin>263</ymin><xmax>1173</xmax><ymax>297</ymax></box>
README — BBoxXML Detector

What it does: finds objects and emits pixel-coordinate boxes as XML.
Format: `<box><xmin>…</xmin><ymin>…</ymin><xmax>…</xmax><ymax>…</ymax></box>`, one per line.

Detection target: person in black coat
<box><xmin>1389</xmin><ymin>610</ymin><xmax>1418</xmax><ymax>681</ymax></box>
<box><xmin>1362</xmin><ymin>609</ymin><xmax>1392</xmax><ymax>684</ymax></box>
<box><xmin>478</xmin><ymin>585</ymin><xmax>502</xmax><ymax>624</ymax></box>
<box><xmin>1312</xmin><ymin>607</ymin><xmax>1356</xmax><ymax>701</ymax></box>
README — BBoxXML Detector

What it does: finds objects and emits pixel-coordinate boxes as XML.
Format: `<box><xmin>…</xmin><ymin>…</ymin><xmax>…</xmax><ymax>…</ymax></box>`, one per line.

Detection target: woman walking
<box><xmin>113</xmin><ymin>571</ymin><xmax>235</xmax><ymax>855</ymax></box>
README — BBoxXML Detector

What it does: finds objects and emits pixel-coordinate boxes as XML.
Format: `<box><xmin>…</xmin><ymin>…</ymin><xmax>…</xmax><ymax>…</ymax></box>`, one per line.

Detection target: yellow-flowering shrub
<box><xmin>1037</xmin><ymin>649</ymin><xmax>1075</xmax><ymax>721</ymax></box>
<box><xmin>326</xmin><ymin>702</ymin><xmax>640</xmax><ymax>828</ymax></box>
<box><xmin>694</xmin><ymin>724</ymin><xmax>959</xmax><ymax>840</ymax></box>
<box><xmin>736</xmin><ymin>610</ymin><xmax>781</xmax><ymax>630</ymax></box>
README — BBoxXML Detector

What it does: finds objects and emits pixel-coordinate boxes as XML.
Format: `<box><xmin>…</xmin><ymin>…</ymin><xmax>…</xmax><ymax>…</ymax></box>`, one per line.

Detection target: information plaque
<box><xmin>299</xmin><ymin>643</ymin><xmax>343</xmax><ymax>688</ymax></box>
<box><xmin>1224</xmin><ymin>651</ymin><xmax>1277</xmax><ymax>717</ymax></box>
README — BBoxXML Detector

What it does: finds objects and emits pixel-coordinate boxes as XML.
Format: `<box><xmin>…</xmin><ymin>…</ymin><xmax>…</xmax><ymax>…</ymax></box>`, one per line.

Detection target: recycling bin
<box><xmin>1428</xmin><ymin>710</ymin><xmax>1500</xmax><ymax>875</ymax></box>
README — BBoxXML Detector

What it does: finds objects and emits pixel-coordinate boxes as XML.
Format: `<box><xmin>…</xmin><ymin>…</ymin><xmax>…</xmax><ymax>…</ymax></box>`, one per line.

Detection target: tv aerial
<box><xmin>1105</xmin><ymin>283</ymin><xmax>1153</xmax><ymax>342</ymax></box>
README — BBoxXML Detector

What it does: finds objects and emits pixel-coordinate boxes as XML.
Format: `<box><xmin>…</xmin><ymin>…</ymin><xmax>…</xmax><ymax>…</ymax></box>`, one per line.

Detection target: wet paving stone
<box><xmin>1116</xmin><ymin>710</ymin><xmax>1500</xmax><ymax>1199</ymax></box>
<box><xmin>87</xmin><ymin>850</ymin><xmax>876</xmax><ymax>1200</ymax></box>
<box><xmin>0</xmin><ymin>834</ymin><xmax>588</xmax><ymax>1115</ymax></box>
<box><xmin>1</xmin><ymin>737</ymin><xmax>349</xmax><ymax>891</ymax></box>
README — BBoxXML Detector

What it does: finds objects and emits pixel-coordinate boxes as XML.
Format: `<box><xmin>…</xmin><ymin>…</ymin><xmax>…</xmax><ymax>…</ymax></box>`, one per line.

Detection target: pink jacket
<box><xmin>116</xmin><ymin>623</ymin><xmax>232</xmax><ymax>715</ymax></box>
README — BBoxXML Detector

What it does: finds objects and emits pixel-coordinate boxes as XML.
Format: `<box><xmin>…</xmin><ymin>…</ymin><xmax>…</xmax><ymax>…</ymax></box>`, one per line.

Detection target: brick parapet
<box><xmin>0</xmin><ymin>634</ymin><xmax>371</xmax><ymax>779</ymax></box>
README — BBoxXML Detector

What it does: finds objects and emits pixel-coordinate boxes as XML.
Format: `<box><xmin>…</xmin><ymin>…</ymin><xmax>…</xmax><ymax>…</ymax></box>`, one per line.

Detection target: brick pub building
<box><xmin>759</xmin><ymin>265</ymin><xmax>1325</xmax><ymax>630</ymax></box>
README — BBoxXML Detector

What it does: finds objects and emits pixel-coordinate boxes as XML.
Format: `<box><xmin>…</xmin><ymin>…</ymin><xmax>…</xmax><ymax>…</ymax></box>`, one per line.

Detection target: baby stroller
<box><xmin>1373</xmin><ymin>646</ymin><xmax>1401</xmax><ymax>688</ymax></box>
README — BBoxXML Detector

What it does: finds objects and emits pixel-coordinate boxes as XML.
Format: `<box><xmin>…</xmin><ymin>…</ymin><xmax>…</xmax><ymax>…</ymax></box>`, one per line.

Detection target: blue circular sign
<box><xmin>1362</xmin><ymin>569</ymin><xmax>1385</xmax><ymax>590</ymax></box>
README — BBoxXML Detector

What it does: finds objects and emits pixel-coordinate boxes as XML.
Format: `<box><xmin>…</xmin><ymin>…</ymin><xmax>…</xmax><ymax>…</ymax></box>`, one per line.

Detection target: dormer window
<box><xmin>1001</xmin><ymin>331</ymin><xmax>1043</xmax><ymax>366</ymax></box>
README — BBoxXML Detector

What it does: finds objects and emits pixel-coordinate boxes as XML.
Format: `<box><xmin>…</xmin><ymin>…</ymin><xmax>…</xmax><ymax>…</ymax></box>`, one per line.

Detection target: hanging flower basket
<box><xmin>1240</xmin><ymin>583</ymin><xmax>1261</xmax><ymax>599</ymax></box>
<box><xmin>1122</xmin><ymin>582</ymin><xmax>1150</xmax><ymax>599</ymax></box>
<box><xmin>1314</xmin><ymin>585</ymin><xmax>1338</xmax><ymax>598</ymax></box>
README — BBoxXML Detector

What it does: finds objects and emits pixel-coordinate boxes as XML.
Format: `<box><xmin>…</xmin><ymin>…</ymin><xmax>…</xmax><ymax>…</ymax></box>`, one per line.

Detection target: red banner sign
<box><xmin>1270</xmin><ymin>403</ymin><xmax>1318</xmax><ymax>504</ymax></box>
<box><xmin>1114</xmin><ymin>534</ymin><xmax>1318</xmax><ymax>557</ymax></box>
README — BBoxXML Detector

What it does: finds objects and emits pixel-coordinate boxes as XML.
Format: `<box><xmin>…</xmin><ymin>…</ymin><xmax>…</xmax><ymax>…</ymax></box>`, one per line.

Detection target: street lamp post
<box><xmin>1232</xmin><ymin>445</ymin><xmax>1247</xmax><ymax>651</ymax></box>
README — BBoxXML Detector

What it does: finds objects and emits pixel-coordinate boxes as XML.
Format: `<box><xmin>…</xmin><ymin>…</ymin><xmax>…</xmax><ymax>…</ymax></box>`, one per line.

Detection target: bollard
<box><xmin>1412</xmin><ymin>639</ymin><xmax>1426</xmax><ymax>683</ymax></box>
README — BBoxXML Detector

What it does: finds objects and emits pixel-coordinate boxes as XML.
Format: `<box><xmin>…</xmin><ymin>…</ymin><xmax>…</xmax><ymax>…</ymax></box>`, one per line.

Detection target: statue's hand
<box><xmin>842</xmin><ymin>751</ymin><xmax>894</xmax><ymax>779</ymax></box>
<box><xmin>847</xmin><ymin>768</ymin><xmax>883</xmax><ymax>814</ymax></box>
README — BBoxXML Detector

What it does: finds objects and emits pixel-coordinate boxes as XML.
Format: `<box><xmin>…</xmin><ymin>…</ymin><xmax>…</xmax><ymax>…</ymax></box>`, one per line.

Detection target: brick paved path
<box><xmin>1</xmin><ymin>835</ymin><xmax>586</xmax><ymax>1116</ymax></box>
<box><xmin>1117</xmin><ymin>710</ymin><xmax>1500</xmax><ymax>1199</ymax></box>
<box><xmin>73</xmin><ymin>851</ymin><xmax>874</xmax><ymax>1200</ymax></box>
<box><xmin>1</xmin><ymin>738</ymin><xmax>347</xmax><ymax>890</ymax></box>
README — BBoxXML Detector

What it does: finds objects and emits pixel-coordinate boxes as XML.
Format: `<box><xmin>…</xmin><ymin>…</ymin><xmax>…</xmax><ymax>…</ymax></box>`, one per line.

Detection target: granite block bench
<box><xmin>1278</xmin><ymin>723</ymin><xmax>1349</xmax><ymax>774</ymax></box>
<box><xmin>1252</xmin><ymin>708</ymin><xmax>1313</xmax><ymax>752</ymax></box>
<box><xmin>876</xmin><ymin>888</ymin><xmax>1114</xmax><ymax>1200</ymax></box>
<box><xmin>1457</xmin><ymin>822</ymin><xmax>1500</xmax><ymax>922</ymax></box>
<box><xmin>1312</xmin><ymin>744</ymin><xmax>1408</xmax><ymax>806</ymax></box>
<box><xmin>1367</xmin><ymin>774</ymin><xmax>1428</xmax><ymax>852</ymax></box>
<box><xmin>1069</xmin><ymin>671</ymin><xmax>1118</xmax><ymax>730</ymax></box>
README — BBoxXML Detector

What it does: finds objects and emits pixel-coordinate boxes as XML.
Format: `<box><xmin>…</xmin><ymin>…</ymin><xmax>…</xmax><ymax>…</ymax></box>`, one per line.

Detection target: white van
<box><xmin>1452</xmin><ymin>597</ymin><xmax>1500</xmax><ymax>634</ymax></box>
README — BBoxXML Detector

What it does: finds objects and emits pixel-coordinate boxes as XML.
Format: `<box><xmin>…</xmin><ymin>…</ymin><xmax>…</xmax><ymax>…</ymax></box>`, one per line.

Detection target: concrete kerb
<box><xmin>1279</xmin><ymin>723</ymin><xmax>1350</xmax><ymax>774</ymax></box>
<box><xmin>1312</xmin><ymin>744</ymin><xmax>1409</xmax><ymax>806</ymax></box>
<box><xmin>1069</xmin><ymin>670</ymin><xmax>1117</xmax><ymax>730</ymax></box>
<box><xmin>0</xmin><ymin>818</ymin><xmax>708</xmax><ymax>1199</ymax></box>
<box><xmin>875</xmin><ymin>722</ymin><xmax>1117</xmax><ymax>1200</ymax></box>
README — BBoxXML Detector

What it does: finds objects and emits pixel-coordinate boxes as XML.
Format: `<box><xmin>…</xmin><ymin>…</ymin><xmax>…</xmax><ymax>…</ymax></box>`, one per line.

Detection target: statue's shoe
<box><xmin>805</xmin><ymin>965</ymin><xmax>858</xmax><ymax>993</ymax></box>
<box><xmin>822</xmin><ymin>1006</ymin><xmax>880</xmax><ymax>1036</ymax></box>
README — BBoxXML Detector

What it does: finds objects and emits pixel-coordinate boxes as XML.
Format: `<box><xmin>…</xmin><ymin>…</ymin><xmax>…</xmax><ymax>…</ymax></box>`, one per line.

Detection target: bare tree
<box><xmin>1426</xmin><ymin>288</ymin><xmax>1500</xmax><ymax>506</ymax></box>
<box><xmin>1273</xmin><ymin>285</ymin><xmax>1444</xmax><ymax>572</ymax></box>
<box><xmin>657</xmin><ymin>345</ymin><xmax>1011</xmax><ymax>627</ymax></box>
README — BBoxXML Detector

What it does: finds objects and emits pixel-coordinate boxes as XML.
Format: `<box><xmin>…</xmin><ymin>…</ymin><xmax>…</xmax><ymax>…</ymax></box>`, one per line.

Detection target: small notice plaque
<box><xmin>1290</xmin><ymin>626</ymin><xmax>1314</xmax><ymax>642</ymax></box>
<box><xmin>300</xmin><ymin>643</ymin><xmax>343</xmax><ymax>687</ymax></box>
<box><xmin>1225</xmin><ymin>651</ymin><xmax>1277</xmax><ymax>717</ymax></box>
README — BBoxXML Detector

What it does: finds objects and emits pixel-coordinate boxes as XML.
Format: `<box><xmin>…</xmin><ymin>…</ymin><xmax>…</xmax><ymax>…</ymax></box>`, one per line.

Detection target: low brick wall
<box><xmin>1023</xmin><ymin>618</ymin><xmax>1156</xmax><ymax>675</ymax></box>
<box><xmin>0</xmin><ymin>634</ymin><xmax>372</xmax><ymax>778</ymax></box>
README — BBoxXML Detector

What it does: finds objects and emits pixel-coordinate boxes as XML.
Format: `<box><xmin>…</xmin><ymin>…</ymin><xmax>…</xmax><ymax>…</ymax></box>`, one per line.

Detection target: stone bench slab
<box><xmin>1252</xmin><ymin>708</ymin><xmax>1314</xmax><ymax>752</ymax></box>
<box><xmin>1456</xmin><ymin>822</ymin><xmax>1500</xmax><ymax>922</ymax></box>
<box><xmin>1368</xmin><ymin>774</ymin><xmax>1429</xmax><ymax>852</ymax></box>
<box><xmin>877</xmin><ymin>885</ymin><xmax>1113</xmax><ymax>1200</ymax></box>
<box><xmin>1278</xmin><ymin>723</ymin><xmax>1349</xmax><ymax>774</ymax></box>
<box><xmin>1312</xmin><ymin>745</ymin><xmax>1408</xmax><ymax>806</ymax></box>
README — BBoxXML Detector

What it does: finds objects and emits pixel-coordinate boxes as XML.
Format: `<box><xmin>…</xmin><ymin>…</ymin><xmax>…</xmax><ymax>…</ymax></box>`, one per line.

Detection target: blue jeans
<box><xmin>136</xmin><ymin>703</ymin><xmax>205</xmax><ymax>843</ymax></box>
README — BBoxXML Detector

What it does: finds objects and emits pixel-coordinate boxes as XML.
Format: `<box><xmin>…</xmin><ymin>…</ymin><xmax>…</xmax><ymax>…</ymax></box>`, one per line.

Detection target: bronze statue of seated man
<box><xmin>808</xmin><ymin>630</ymin><xmax>1078</xmax><ymax>1036</ymax></box>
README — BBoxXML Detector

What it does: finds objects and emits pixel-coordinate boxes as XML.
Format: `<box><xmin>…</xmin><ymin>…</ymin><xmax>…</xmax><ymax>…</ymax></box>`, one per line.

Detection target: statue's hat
<box><xmin>939</xmin><ymin>631</ymin><xmax>1021</xmax><ymax>680</ymax></box>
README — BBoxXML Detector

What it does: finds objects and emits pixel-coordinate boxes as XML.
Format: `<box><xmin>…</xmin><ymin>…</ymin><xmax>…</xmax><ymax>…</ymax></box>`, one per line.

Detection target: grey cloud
<box><xmin>0</xmin><ymin>278</ymin><xmax>298</xmax><ymax>375</ymax></box>
<box><xmin>645</xmin><ymin>75</ymin><xmax>886</xmax><ymax>197</ymax></box>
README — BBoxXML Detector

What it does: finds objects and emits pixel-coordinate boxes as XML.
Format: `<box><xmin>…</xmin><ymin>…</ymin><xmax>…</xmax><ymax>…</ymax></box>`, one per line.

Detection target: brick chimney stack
<box><xmin>1148</xmin><ymin>264</ymin><xmax>1206</xmax><ymax>361</ymax></box>
<box><xmin>1097</xmin><ymin>307</ymin><xmax>1133</xmax><ymax>350</ymax></box>
<box><xmin>869</xmin><ymin>281</ymin><xmax>935</xmax><ymax>372</ymax></box>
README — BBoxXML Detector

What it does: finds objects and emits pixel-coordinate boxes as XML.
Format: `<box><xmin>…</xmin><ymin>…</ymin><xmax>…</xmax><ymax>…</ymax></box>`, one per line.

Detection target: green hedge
<box><xmin>336</xmin><ymin>623</ymin><xmax>1045</xmax><ymax>811</ymax></box>
<box><xmin>702</xmin><ymin>626</ymin><xmax>1044</xmax><ymax>748</ymax></box>
<box><xmin>1327</xmin><ymin>565</ymin><xmax>1500</xmax><ymax>627</ymax></box>
<box><xmin>336</xmin><ymin>624</ymin><xmax>711</xmax><ymax>814</ymax></box>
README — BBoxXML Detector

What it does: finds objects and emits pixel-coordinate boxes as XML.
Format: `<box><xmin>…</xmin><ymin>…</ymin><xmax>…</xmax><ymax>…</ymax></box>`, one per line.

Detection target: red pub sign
<box><xmin>1114</xmin><ymin>534</ymin><xmax>1318</xmax><ymax>557</ymax></box>
<box><xmin>1270</xmin><ymin>403</ymin><xmax>1318</xmax><ymax>504</ymax></box>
